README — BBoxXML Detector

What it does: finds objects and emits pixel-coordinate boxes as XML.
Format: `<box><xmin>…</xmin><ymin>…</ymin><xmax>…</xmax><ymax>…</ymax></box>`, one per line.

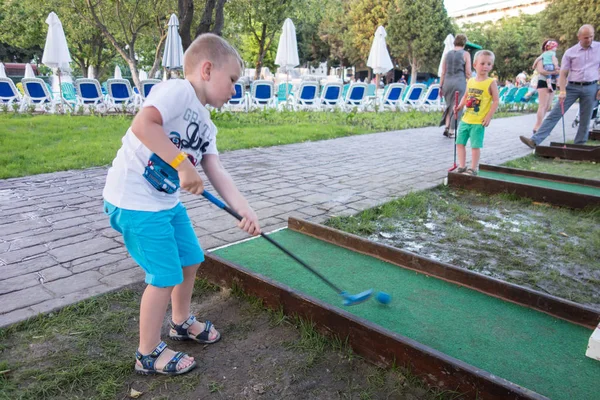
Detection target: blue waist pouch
<box><xmin>143</xmin><ymin>153</ymin><xmax>180</xmax><ymax>194</ymax></box>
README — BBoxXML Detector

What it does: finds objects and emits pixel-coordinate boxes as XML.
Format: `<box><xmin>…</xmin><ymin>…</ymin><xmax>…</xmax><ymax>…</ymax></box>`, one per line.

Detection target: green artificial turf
<box><xmin>212</xmin><ymin>229</ymin><xmax>599</xmax><ymax>400</ymax></box>
<box><xmin>479</xmin><ymin>170</ymin><xmax>600</xmax><ymax>196</ymax></box>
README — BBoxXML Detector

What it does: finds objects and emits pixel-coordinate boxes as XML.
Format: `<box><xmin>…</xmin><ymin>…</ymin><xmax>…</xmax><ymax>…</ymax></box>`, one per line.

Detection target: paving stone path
<box><xmin>0</xmin><ymin>107</ymin><xmax>581</xmax><ymax>327</ymax></box>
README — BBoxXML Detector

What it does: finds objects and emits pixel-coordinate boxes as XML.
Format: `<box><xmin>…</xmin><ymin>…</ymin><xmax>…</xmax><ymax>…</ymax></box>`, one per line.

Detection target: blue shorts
<box><xmin>103</xmin><ymin>201</ymin><xmax>204</xmax><ymax>288</ymax></box>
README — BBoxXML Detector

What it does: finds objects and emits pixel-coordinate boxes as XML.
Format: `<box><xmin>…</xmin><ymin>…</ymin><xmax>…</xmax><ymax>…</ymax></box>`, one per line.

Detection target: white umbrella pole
<box><xmin>58</xmin><ymin>68</ymin><xmax>65</xmax><ymax>113</ymax></box>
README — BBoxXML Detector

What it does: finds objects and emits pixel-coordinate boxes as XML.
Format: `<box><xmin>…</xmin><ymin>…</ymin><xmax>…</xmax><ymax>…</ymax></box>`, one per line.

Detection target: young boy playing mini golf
<box><xmin>102</xmin><ymin>34</ymin><xmax>261</xmax><ymax>376</ymax></box>
<box><xmin>455</xmin><ymin>50</ymin><xmax>500</xmax><ymax>175</ymax></box>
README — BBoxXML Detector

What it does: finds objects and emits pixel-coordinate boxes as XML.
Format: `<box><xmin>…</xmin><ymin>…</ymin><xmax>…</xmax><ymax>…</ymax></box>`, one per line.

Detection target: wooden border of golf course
<box><xmin>200</xmin><ymin>254</ymin><xmax>547</xmax><ymax>400</ymax></box>
<box><xmin>447</xmin><ymin>164</ymin><xmax>600</xmax><ymax>209</ymax></box>
<box><xmin>589</xmin><ymin>130</ymin><xmax>599</xmax><ymax>141</ymax></box>
<box><xmin>199</xmin><ymin>218</ymin><xmax>599</xmax><ymax>399</ymax></box>
<box><xmin>535</xmin><ymin>142</ymin><xmax>600</xmax><ymax>161</ymax></box>
<box><xmin>288</xmin><ymin>218</ymin><xmax>600</xmax><ymax>329</ymax></box>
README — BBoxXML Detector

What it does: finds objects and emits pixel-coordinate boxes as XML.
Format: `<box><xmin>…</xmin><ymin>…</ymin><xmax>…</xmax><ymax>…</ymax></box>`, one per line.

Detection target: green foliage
<box><xmin>0</xmin><ymin>110</ymin><xmax>441</xmax><ymax>178</ymax></box>
<box><xmin>346</xmin><ymin>0</ymin><xmax>392</xmax><ymax>65</ymax></box>
<box><xmin>318</xmin><ymin>0</ymin><xmax>352</xmax><ymax>65</ymax></box>
<box><xmin>387</xmin><ymin>0</ymin><xmax>453</xmax><ymax>82</ymax></box>
<box><xmin>503</xmin><ymin>154</ymin><xmax>600</xmax><ymax>180</ymax></box>
<box><xmin>225</xmin><ymin>0</ymin><xmax>295</xmax><ymax>77</ymax></box>
<box><xmin>291</xmin><ymin>0</ymin><xmax>331</xmax><ymax>66</ymax></box>
<box><xmin>540</xmin><ymin>0</ymin><xmax>600</xmax><ymax>48</ymax></box>
<box><xmin>0</xmin><ymin>0</ymin><xmax>117</xmax><ymax>77</ymax></box>
<box><xmin>461</xmin><ymin>14</ymin><xmax>542</xmax><ymax>81</ymax></box>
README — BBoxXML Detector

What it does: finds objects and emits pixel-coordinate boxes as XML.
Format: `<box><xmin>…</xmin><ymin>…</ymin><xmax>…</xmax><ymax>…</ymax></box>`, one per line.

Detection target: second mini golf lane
<box><xmin>212</xmin><ymin>229</ymin><xmax>598</xmax><ymax>400</ymax></box>
<box><xmin>478</xmin><ymin>170</ymin><xmax>600</xmax><ymax>197</ymax></box>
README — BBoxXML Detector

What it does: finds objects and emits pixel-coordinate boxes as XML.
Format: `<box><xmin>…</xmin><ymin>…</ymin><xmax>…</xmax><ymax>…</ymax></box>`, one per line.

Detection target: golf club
<box><xmin>448</xmin><ymin>91</ymin><xmax>459</xmax><ymax>172</ymax></box>
<box><xmin>560</xmin><ymin>99</ymin><xmax>566</xmax><ymax>148</ymax></box>
<box><xmin>201</xmin><ymin>190</ymin><xmax>373</xmax><ymax>306</ymax></box>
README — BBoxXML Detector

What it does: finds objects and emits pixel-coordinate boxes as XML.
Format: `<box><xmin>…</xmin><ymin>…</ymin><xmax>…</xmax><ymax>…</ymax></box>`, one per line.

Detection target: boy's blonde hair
<box><xmin>184</xmin><ymin>33</ymin><xmax>243</xmax><ymax>75</ymax></box>
<box><xmin>473</xmin><ymin>50</ymin><xmax>495</xmax><ymax>64</ymax></box>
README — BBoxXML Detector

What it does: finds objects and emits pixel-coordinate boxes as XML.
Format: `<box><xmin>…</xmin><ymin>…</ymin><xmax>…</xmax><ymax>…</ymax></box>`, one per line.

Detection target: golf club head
<box><xmin>448</xmin><ymin>164</ymin><xmax>458</xmax><ymax>172</ymax></box>
<box><xmin>341</xmin><ymin>289</ymin><xmax>374</xmax><ymax>306</ymax></box>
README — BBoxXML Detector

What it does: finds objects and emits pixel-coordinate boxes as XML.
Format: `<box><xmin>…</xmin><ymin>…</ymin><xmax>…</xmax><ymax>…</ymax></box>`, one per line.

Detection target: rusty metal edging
<box><xmin>479</xmin><ymin>164</ymin><xmax>600</xmax><ymax>187</ymax></box>
<box><xmin>447</xmin><ymin>168</ymin><xmax>599</xmax><ymax>209</ymax></box>
<box><xmin>287</xmin><ymin>218</ymin><xmax>600</xmax><ymax>330</ymax></box>
<box><xmin>535</xmin><ymin>143</ymin><xmax>600</xmax><ymax>161</ymax></box>
<box><xmin>199</xmin><ymin>253</ymin><xmax>548</xmax><ymax>400</ymax></box>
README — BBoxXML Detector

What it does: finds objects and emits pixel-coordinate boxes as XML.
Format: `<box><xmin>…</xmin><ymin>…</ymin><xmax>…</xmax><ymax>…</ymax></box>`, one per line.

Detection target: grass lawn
<box><xmin>502</xmin><ymin>140</ymin><xmax>600</xmax><ymax>181</ymax></box>
<box><xmin>0</xmin><ymin>109</ymin><xmax>528</xmax><ymax>179</ymax></box>
<box><xmin>503</xmin><ymin>153</ymin><xmax>600</xmax><ymax>180</ymax></box>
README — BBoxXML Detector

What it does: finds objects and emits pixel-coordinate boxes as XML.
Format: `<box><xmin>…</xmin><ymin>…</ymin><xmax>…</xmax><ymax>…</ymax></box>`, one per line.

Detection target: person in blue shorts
<box><xmin>102</xmin><ymin>34</ymin><xmax>261</xmax><ymax>376</ymax></box>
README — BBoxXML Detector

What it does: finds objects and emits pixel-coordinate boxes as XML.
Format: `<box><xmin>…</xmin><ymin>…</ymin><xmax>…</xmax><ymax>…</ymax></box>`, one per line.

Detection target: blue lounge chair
<box><xmin>140</xmin><ymin>79</ymin><xmax>160</xmax><ymax>102</ymax></box>
<box><xmin>21</xmin><ymin>78</ymin><xmax>59</xmax><ymax>113</ymax></box>
<box><xmin>418</xmin><ymin>84</ymin><xmax>441</xmax><ymax>111</ymax></box>
<box><xmin>107</xmin><ymin>78</ymin><xmax>135</xmax><ymax>112</ymax></box>
<box><xmin>75</xmin><ymin>78</ymin><xmax>107</xmax><ymax>113</ymax></box>
<box><xmin>223</xmin><ymin>81</ymin><xmax>248</xmax><ymax>112</ymax></box>
<box><xmin>343</xmin><ymin>83</ymin><xmax>368</xmax><ymax>111</ymax></box>
<box><xmin>319</xmin><ymin>82</ymin><xmax>343</xmax><ymax>110</ymax></box>
<box><xmin>250</xmin><ymin>80</ymin><xmax>276</xmax><ymax>109</ymax></box>
<box><xmin>0</xmin><ymin>77</ymin><xmax>22</xmax><ymax>110</ymax></box>
<box><xmin>402</xmin><ymin>84</ymin><xmax>427</xmax><ymax>109</ymax></box>
<box><xmin>291</xmin><ymin>81</ymin><xmax>319</xmax><ymax>111</ymax></box>
<box><xmin>377</xmin><ymin>83</ymin><xmax>406</xmax><ymax>111</ymax></box>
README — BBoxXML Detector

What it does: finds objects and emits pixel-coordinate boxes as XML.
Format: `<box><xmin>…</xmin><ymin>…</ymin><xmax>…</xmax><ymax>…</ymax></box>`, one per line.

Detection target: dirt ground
<box><xmin>358</xmin><ymin>189</ymin><xmax>600</xmax><ymax>309</ymax></box>
<box><xmin>120</xmin><ymin>287</ymin><xmax>449</xmax><ymax>400</ymax></box>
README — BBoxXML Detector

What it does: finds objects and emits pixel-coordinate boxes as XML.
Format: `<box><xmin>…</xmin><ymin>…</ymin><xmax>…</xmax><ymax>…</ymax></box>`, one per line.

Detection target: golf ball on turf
<box><xmin>376</xmin><ymin>291</ymin><xmax>391</xmax><ymax>304</ymax></box>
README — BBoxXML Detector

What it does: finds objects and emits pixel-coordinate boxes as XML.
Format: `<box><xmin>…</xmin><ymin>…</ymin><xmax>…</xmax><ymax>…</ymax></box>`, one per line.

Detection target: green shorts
<box><xmin>456</xmin><ymin>122</ymin><xmax>485</xmax><ymax>148</ymax></box>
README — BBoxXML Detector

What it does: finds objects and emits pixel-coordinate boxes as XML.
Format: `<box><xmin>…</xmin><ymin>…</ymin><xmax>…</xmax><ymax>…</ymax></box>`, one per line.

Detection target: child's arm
<box><xmin>131</xmin><ymin>107</ymin><xmax>204</xmax><ymax>195</ymax></box>
<box><xmin>482</xmin><ymin>80</ymin><xmax>499</xmax><ymax>127</ymax></box>
<box><xmin>552</xmin><ymin>54</ymin><xmax>559</xmax><ymax>70</ymax></box>
<box><xmin>201</xmin><ymin>155</ymin><xmax>261</xmax><ymax>236</ymax></box>
<box><xmin>456</xmin><ymin>90</ymin><xmax>468</xmax><ymax>112</ymax></box>
<box><xmin>439</xmin><ymin>54</ymin><xmax>446</xmax><ymax>97</ymax></box>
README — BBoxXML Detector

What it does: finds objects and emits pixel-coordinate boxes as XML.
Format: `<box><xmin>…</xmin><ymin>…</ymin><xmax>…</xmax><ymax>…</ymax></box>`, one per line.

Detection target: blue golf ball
<box><xmin>376</xmin><ymin>291</ymin><xmax>391</xmax><ymax>305</ymax></box>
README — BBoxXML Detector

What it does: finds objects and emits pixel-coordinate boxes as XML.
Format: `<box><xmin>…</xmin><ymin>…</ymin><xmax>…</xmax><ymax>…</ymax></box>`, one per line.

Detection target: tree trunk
<box><xmin>410</xmin><ymin>55</ymin><xmax>419</xmax><ymax>86</ymax></box>
<box><xmin>254</xmin><ymin>23</ymin><xmax>268</xmax><ymax>80</ymax></box>
<box><xmin>196</xmin><ymin>0</ymin><xmax>216</xmax><ymax>37</ymax></box>
<box><xmin>212</xmin><ymin>0</ymin><xmax>227</xmax><ymax>36</ymax></box>
<box><xmin>178</xmin><ymin>0</ymin><xmax>194</xmax><ymax>50</ymax></box>
<box><xmin>149</xmin><ymin>34</ymin><xmax>167</xmax><ymax>80</ymax></box>
<box><xmin>78</xmin><ymin>60</ymin><xmax>88</xmax><ymax>78</ymax></box>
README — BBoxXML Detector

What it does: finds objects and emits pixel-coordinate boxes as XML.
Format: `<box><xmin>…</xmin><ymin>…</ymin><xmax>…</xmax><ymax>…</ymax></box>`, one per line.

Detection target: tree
<box><xmin>489</xmin><ymin>14</ymin><xmax>541</xmax><ymax>81</ymax></box>
<box><xmin>540</xmin><ymin>0</ymin><xmax>600</xmax><ymax>48</ymax></box>
<box><xmin>387</xmin><ymin>0</ymin><xmax>453</xmax><ymax>84</ymax></box>
<box><xmin>226</xmin><ymin>0</ymin><xmax>294</xmax><ymax>79</ymax></box>
<box><xmin>0</xmin><ymin>0</ymin><xmax>115</xmax><ymax>75</ymax></box>
<box><xmin>346</xmin><ymin>0</ymin><xmax>391</xmax><ymax>66</ymax></box>
<box><xmin>75</xmin><ymin>0</ymin><xmax>173</xmax><ymax>90</ymax></box>
<box><xmin>461</xmin><ymin>14</ymin><xmax>542</xmax><ymax>81</ymax></box>
<box><xmin>290</xmin><ymin>0</ymin><xmax>330</xmax><ymax>67</ymax></box>
<box><xmin>318</xmin><ymin>0</ymin><xmax>352</xmax><ymax>66</ymax></box>
<box><xmin>178</xmin><ymin>0</ymin><xmax>228</xmax><ymax>51</ymax></box>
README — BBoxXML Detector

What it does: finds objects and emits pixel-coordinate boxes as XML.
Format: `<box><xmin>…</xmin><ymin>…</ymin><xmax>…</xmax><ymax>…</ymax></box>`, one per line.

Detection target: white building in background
<box><xmin>450</xmin><ymin>0</ymin><xmax>548</xmax><ymax>25</ymax></box>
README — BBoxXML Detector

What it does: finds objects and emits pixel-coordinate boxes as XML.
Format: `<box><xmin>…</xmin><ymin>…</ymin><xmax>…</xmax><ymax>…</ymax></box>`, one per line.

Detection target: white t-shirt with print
<box><xmin>102</xmin><ymin>79</ymin><xmax>218</xmax><ymax>211</ymax></box>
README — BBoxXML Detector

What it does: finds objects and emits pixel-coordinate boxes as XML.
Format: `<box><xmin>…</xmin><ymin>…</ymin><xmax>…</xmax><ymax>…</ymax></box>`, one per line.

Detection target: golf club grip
<box><xmin>454</xmin><ymin>91</ymin><xmax>459</xmax><ymax>117</ymax></box>
<box><xmin>201</xmin><ymin>190</ymin><xmax>343</xmax><ymax>293</ymax></box>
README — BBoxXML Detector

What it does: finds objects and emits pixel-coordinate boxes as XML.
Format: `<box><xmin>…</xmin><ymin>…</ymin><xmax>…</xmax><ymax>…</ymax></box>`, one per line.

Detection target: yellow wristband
<box><xmin>169</xmin><ymin>152</ymin><xmax>188</xmax><ymax>169</ymax></box>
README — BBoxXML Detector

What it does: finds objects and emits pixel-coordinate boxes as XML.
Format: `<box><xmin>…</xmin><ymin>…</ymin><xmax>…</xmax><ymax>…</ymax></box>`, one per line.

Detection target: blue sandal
<box><xmin>134</xmin><ymin>341</ymin><xmax>196</xmax><ymax>375</ymax></box>
<box><xmin>169</xmin><ymin>315</ymin><xmax>221</xmax><ymax>344</ymax></box>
